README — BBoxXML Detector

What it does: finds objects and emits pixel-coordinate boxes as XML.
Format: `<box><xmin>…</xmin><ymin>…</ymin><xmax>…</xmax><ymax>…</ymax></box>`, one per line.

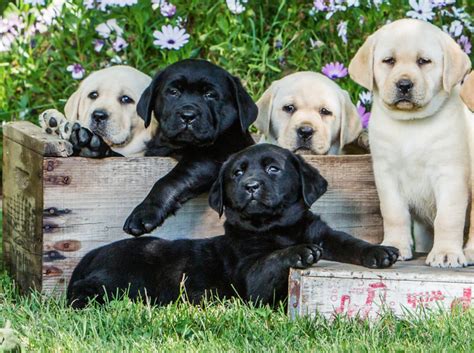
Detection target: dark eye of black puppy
<box><xmin>282</xmin><ymin>104</ymin><xmax>296</xmax><ymax>114</ymax></box>
<box><xmin>120</xmin><ymin>95</ymin><xmax>134</xmax><ymax>104</ymax></box>
<box><xmin>266</xmin><ymin>165</ymin><xmax>280</xmax><ymax>174</ymax></box>
<box><xmin>167</xmin><ymin>87</ymin><xmax>180</xmax><ymax>97</ymax></box>
<box><xmin>204</xmin><ymin>90</ymin><xmax>218</xmax><ymax>100</ymax></box>
<box><xmin>88</xmin><ymin>91</ymin><xmax>99</xmax><ymax>100</ymax></box>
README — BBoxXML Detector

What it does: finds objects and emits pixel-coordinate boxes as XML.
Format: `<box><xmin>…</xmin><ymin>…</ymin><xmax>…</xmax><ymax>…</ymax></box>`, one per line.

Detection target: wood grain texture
<box><xmin>3</xmin><ymin>121</ymin><xmax>72</xmax><ymax>157</ymax></box>
<box><xmin>2</xmin><ymin>134</ymin><xmax>44</xmax><ymax>292</ymax></box>
<box><xmin>289</xmin><ymin>256</ymin><xmax>474</xmax><ymax>320</ymax></box>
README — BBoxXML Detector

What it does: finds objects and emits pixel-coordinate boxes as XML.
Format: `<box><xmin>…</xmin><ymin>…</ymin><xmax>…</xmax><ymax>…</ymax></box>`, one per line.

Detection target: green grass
<box><xmin>1</xmin><ymin>215</ymin><xmax>474</xmax><ymax>352</ymax></box>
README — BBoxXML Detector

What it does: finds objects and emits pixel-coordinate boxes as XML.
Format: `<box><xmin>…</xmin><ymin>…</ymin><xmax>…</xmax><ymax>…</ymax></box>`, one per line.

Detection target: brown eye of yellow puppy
<box><xmin>88</xmin><ymin>91</ymin><xmax>99</xmax><ymax>100</ymax></box>
<box><xmin>120</xmin><ymin>95</ymin><xmax>134</xmax><ymax>104</ymax></box>
<box><xmin>382</xmin><ymin>57</ymin><xmax>395</xmax><ymax>66</ymax></box>
<box><xmin>282</xmin><ymin>104</ymin><xmax>296</xmax><ymax>114</ymax></box>
<box><xmin>417</xmin><ymin>57</ymin><xmax>431</xmax><ymax>66</ymax></box>
<box><xmin>320</xmin><ymin>108</ymin><xmax>332</xmax><ymax>116</ymax></box>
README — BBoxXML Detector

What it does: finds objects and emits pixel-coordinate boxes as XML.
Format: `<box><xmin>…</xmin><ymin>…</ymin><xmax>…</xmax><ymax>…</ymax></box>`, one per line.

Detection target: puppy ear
<box><xmin>339</xmin><ymin>90</ymin><xmax>362</xmax><ymax>149</ymax></box>
<box><xmin>208</xmin><ymin>164</ymin><xmax>227</xmax><ymax>217</ymax></box>
<box><xmin>64</xmin><ymin>90</ymin><xmax>81</xmax><ymax>121</ymax></box>
<box><xmin>137</xmin><ymin>71</ymin><xmax>162</xmax><ymax>128</ymax></box>
<box><xmin>349</xmin><ymin>33</ymin><xmax>377</xmax><ymax>91</ymax></box>
<box><xmin>255</xmin><ymin>82</ymin><xmax>278</xmax><ymax>137</ymax></box>
<box><xmin>440</xmin><ymin>32</ymin><xmax>471</xmax><ymax>93</ymax></box>
<box><xmin>460</xmin><ymin>72</ymin><xmax>474</xmax><ymax>111</ymax></box>
<box><xmin>294</xmin><ymin>154</ymin><xmax>328</xmax><ymax>207</ymax></box>
<box><xmin>228</xmin><ymin>75</ymin><xmax>258</xmax><ymax>132</ymax></box>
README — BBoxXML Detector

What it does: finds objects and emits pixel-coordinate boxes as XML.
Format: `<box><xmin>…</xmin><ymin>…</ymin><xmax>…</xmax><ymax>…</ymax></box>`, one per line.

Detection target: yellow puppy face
<box><xmin>256</xmin><ymin>72</ymin><xmax>361</xmax><ymax>155</ymax></box>
<box><xmin>65</xmin><ymin>65</ymin><xmax>151</xmax><ymax>147</ymax></box>
<box><xmin>461</xmin><ymin>72</ymin><xmax>474</xmax><ymax>111</ymax></box>
<box><xmin>349</xmin><ymin>19</ymin><xmax>471</xmax><ymax>120</ymax></box>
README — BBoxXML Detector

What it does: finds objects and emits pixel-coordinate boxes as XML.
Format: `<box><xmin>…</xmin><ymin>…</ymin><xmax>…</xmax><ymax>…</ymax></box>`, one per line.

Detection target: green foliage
<box><xmin>0</xmin><ymin>0</ymin><xmax>472</xmax><ymax>123</ymax></box>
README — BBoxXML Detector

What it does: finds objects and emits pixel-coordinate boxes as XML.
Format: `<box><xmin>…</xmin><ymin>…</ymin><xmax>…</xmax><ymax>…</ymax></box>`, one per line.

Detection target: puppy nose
<box><xmin>245</xmin><ymin>181</ymin><xmax>261</xmax><ymax>193</ymax></box>
<box><xmin>297</xmin><ymin>126</ymin><xmax>314</xmax><ymax>141</ymax></box>
<box><xmin>92</xmin><ymin>110</ymin><xmax>109</xmax><ymax>122</ymax></box>
<box><xmin>179</xmin><ymin>109</ymin><xmax>197</xmax><ymax>124</ymax></box>
<box><xmin>396</xmin><ymin>79</ymin><xmax>414</xmax><ymax>94</ymax></box>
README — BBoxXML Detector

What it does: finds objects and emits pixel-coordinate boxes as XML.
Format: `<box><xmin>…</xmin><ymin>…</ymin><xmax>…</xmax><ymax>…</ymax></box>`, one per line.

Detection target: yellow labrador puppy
<box><xmin>255</xmin><ymin>72</ymin><xmax>362</xmax><ymax>155</ymax></box>
<box><xmin>349</xmin><ymin>19</ymin><xmax>472</xmax><ymax>267</ymax></box>
<box><xmin>40</xmin><ymin>65</ymin><xmax>155</xmax><ymax>156</ymax></box>
<box><xmin>461</xmin><ymin>72</ymin><xmax>474</xmax><ymax>263</ymax></box>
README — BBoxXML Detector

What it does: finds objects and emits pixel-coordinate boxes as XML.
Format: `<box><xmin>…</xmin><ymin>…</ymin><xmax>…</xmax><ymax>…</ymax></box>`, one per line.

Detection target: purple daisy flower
<box><xmin>93</xmin><ymin>39</ymin><xmax>105</xmax><ymax>52</ymax></box>
<box><xmin>457</xmin><ymin>35</ymin><xmax>472</xmax><ymax>55</ymax></box>
<box><xmin>153</xmin><ymin>25</ymin><xmax>189</xmax><ymax>50</ymax></box>
<box><xmin>112</xmin><ymin>37</ymin><xmax>128</xmax><ymax>52</ymax></box>
<box><xmin>321</xmin><ymin>62</ymin><xmax>348</xmax><ymax>80</ymax></box>
<box><xmin>357</xmin><ymin>103</ymin><xmax>371</xmax><ymax>129</ymax></box>
<box><xmin>67</xmin><ymin>63</ymin><xmax>86</xmax><ymax>80</ymax></box>
<box><xmin>161</xmin><ymin>2</ymin><xmax>176</xmax><ymax>17</ymax></box>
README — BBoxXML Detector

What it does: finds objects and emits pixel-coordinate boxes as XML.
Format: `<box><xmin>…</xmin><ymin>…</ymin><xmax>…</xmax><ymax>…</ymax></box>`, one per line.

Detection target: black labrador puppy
<box><xmin>67</xmin><ymin>144</ymin><xmax>399</xmax><ymax>309</ymax></box>
<box><xmin>122</xmin><ymin>59</ymin><xmax>257</xmax><ymax>236</ymax></box>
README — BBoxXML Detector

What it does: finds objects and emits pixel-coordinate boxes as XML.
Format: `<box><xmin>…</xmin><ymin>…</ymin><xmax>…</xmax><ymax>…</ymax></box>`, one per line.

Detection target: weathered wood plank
<box><xmin>2</xmin><ymin>134</ymin><xmax>44</xmax><ymax>292</ymax></box>
<box><xmin>3</xmin><ymin>121</ymin><xmax>72</xmax><ymax>157</ymax></box>
<box><xmin>289</xmin><ymin>256</ymin><xmax>474</xmax><ymax>320</ymax></box>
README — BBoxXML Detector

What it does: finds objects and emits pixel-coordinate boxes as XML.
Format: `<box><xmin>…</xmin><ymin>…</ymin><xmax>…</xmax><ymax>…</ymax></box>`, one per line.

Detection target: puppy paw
<box><xmin>361</xmin><ymin>245</ymin><xmax>399</xmax><ymax>268</ymax></box>
<box><xmin>284</xmin><ymin>244</ymin><xmax>322</xmax><ymax>269</ymax></box>
<box><xmin>381</xmin><ymin>241</ymin><xmax>413</xmax><ymax>261</ymax></box>
<box><xmin>426</xmin><ymin>249</ymin><xmax>467</xmax><ymax>268</ymax></box>
<box><xmin>39</xmin><ymin>109</ymin><xmax>67</xmax><ymax>135</ymax></box>
<box><xmin>69</xmin><ymin>123</ymin><xmax>115</xmax><ymax>158</ymax></box>
<box><xmin>123</xmin><ymin>202</ymin><xmax>167</xmax><ymax>236</ymax></box>
<box><xmin>463</xmin><ymin>247</ymin><xmax>474</xmax><ymax>265</ymax></box>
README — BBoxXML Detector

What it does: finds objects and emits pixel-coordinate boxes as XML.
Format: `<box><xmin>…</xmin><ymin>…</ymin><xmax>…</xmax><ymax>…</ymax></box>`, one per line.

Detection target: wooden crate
<box><xmin>289</xmin><ymin>256</ymin><xmax>474</xmax><ymax>320</ymax></box>
<box><xmin>2</xmin><ymin>121</ymin><xmax>382</xmax><ymax>295</ymax></box>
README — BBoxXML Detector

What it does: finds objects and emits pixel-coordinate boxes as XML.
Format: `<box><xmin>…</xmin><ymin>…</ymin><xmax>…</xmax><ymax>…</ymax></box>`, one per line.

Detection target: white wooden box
<box><xmin>289</xmin><ymin>256</ymin><xmax>474</xmax><ymax>320</ymax></box>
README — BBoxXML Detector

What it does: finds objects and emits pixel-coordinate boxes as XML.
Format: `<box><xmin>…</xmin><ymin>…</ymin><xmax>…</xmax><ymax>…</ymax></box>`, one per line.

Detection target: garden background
<box><xmin>1</xmin><ymin>0</ymin><xmax>474</xmax><ymax>351</ymax></box>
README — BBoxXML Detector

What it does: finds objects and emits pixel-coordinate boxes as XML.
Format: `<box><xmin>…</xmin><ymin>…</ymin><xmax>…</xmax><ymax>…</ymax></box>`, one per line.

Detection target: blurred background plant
<box><xmin>0</xmin><ymin>0</ymin><xmax>472</xmax><ymax>130</ymax></box>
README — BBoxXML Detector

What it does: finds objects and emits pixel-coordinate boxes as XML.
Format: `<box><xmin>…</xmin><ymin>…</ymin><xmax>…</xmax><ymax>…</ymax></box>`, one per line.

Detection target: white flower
<box><xmin>93</xmin><ymin>39</ymin><xmax>105</xmax><ymax>52</ymax></box>
<box><xmin>67</xmin><ymin>64</ymin><xmax>86</xmax><ymax>80</ymax></box>
<box><xmin>226</xmin><ymin>0</ymin><xmax>246</xmax><ymax>15</ymax></box>
<box><xmin>359</xmin><ymin>91</ymin><xmax>372</xmax><ymax>105</ymax></box>
<box><xmin>337</xmin><ymin>21</ymin><xmax>348</xmax><ymax>44</ymax></box>
<box><xmin>24</xmin><ymin>0</ymin><xmax>46</xmax><ymax>5</ymax></box>
<box><xmin>153</xmin><ymin>25</ymin><xmax>190</xmax><ymax>50</ymax></box>
<box><xmin>443</xmin><ymin>20</ymin><xmax>463</xmax><ymax>37</ymax></box>
<box><xmin>309</xmin><ymin>38</ymin><xmax>324</xmax><ymax>48</ymax></box>
<box><xmin>430</xmin><ymin>0</ymin><xmax>455</xmax><ymax>8</ymax></box>
<box><xmin>112</xmin><ymin>37</ymin><xmax>128</xmax><ymax>52</ymax></box>
<box><xmin>407</xmin><ymin>0</ymin><xmax>435</xmax><ymax>21</ymax></box>
<box><xmin>346</xmin><ymin>0</ymin><xmax>360</xmax><ymax>7</ymax></box>
<box><xmin>83</xmin><ymin>0</ymin><xmax>95</xmax><ymax>9</ymax></box>
<box><xmin>96</xmin><ymin>19</ymin><xmax>123</xmax><ymax>38</ymax></box>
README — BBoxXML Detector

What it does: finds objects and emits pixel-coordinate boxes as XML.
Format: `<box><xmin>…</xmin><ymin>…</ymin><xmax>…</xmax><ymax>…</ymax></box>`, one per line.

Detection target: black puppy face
<box><xmin>209</xmin><ymin>144</ymin><xmax>328</xmax><ymax>230</ymax></box>
<box><xmin>137</xmin><ymin>59</ymin><xmax>257</xmax><ymax>148</ymax></box>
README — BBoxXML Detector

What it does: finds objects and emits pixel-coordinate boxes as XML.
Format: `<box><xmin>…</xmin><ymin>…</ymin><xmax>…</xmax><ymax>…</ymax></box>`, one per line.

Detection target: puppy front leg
<box><xmin>306</xmin><ymin>219</ymin><xmax>399</xmax><ymax>268</ymax></box>
<box><xmin>123</xmin><ymin>155</ymin><xmax>220</xmax><ymax>236</ymax></box>
<box><xmin>374</xmin><ymin>165</ymin><xmax>413</xmax><ymax>260</ymax></box>
<box><xmin>427</xmin><ymin>179</ymin><xmax>468</xmax><ymax>268</ymax></box>
<box><xmin>244</xmin><ymin>245</ymin><xmax>322</xmax><ymax>305</ymax></box>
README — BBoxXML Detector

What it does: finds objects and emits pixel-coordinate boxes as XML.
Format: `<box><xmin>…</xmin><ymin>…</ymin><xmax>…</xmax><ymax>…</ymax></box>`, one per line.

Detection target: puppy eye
<box><xmin>417</xmin><ymin>58</ymin><xmax>431</xmax><ymax>66</ymax></box>
<box><xmin>282</xmin><ymin>104</ymin><xmax>296</xmax><ymax>114</ymax></box>
<box><xmin>267</xmin><ymin>166</ymin><xmax>280</xmax><ymax>174</ymax></box>
<box><xmin>204</xmin><ymin>90</ymin><xmax>218</xmax><ymax>100</ymax></box>
<box><xmin>233</xmin><ymin>169</ymin><xmax>244</xmax><ymax>178</ymax></box>
<box><xmin>119</xmin><ymin>95</ymin><xmax>134</xmax><ymax>104</ymax></box>
<box><xmin>88</xmin><ymin>91</ymin><xmax>99</xmax><ymax>100</ymax></box>
<box><xmin>320</xmin><ymin>108</ymin><xmax>332</xmax><ymax>116</ymax></box>
<box><xmin>167</xmin><ymin>88</ymin><xmax>180</xmax><ymax>97</ymax></box>
<box><xmin>382</xmin><ymin>57</ymin><xmax>395</xmax><ymax>66</ymax></box>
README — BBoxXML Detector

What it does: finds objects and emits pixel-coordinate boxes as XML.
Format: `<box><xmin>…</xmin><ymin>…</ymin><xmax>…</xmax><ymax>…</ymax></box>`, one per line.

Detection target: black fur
<box><xmin>123</xmin><ymin>59</ymin><xmax>257</xmax><ymax>236</ymax></box>
<box><xmin>67</xmin><ymin>144</ymin><xmax>399</xmax><ymax>309</ymax></box>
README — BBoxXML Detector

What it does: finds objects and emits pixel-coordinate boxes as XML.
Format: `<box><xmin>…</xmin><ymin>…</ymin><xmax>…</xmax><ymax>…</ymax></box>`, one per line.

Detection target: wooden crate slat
<box><xmin>2</xmin><ymin>133</ymin><xmax>44</xmax><ymax>291</ymax></box>
<box><xmin>3</xmin><ymin>121</ymin><xmax>72</xmax><ymax>157</ymax></box>
<box><xmin>289</xmin><ymin>257</ymin><xmax>474</xmax><ymax>320</ymax></box>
